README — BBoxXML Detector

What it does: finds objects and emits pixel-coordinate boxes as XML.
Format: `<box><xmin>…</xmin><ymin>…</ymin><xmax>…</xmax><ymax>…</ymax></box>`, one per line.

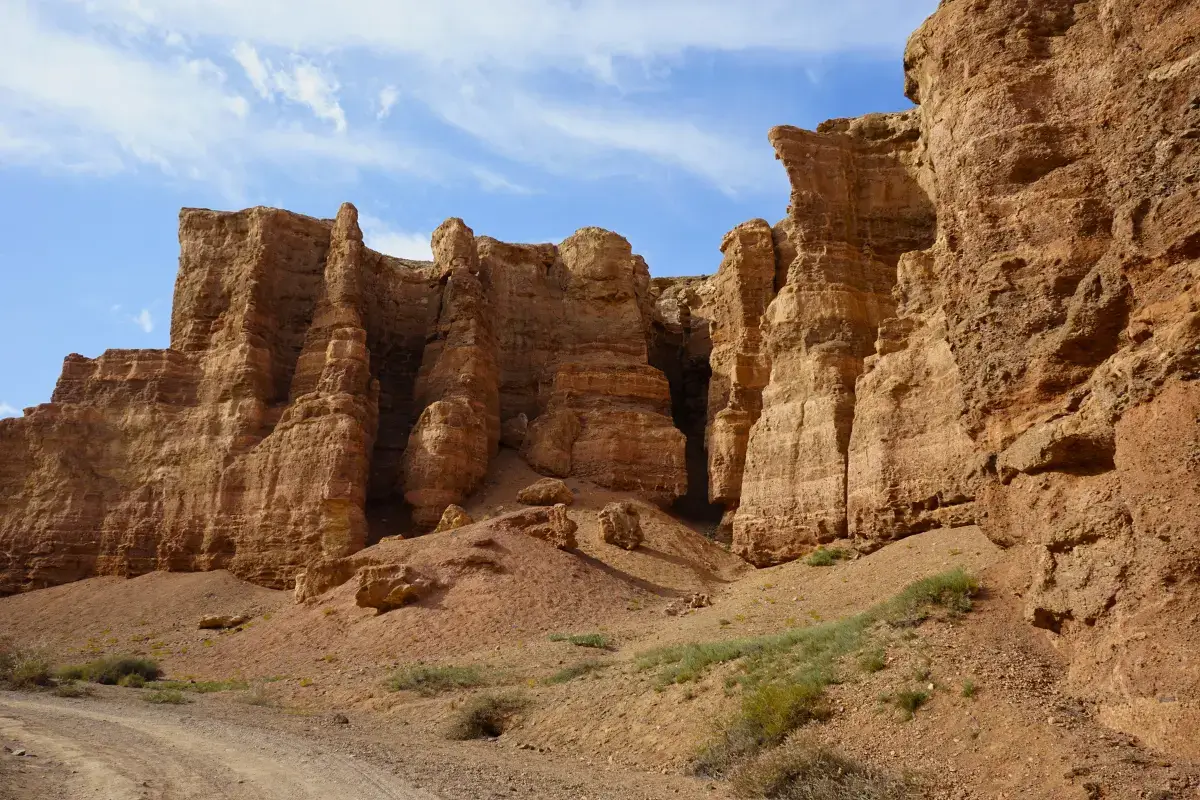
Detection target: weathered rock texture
<box><xmin>732</xmin><ymin>112</ymin><xmax>937</xmax><ymax>565</ymax></box>
<box><xmin>0</xmin><ymin>209</ymin><xmax>687</xmax><ymax>593</ymax></box>
<box><xmin>598</xmin><ymin>501</ymin><xmax>643</xmax><ymax>550</ymax></box>
<box><xmin>516</xmin><ymin>478</ymin><xmax>574</xmax><ymax>507</ymax></box>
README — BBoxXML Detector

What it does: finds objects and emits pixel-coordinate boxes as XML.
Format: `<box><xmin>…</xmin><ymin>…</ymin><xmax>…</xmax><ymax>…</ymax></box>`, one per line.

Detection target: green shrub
<box><xmin>886</xmin><ymin>689</ymin><xmax>929</xmax><ymax>720</ymax></box>
<box><xmin>729</xmin><ymin>739</ymin><xmax>909</xmax><ymax>799</ymax></box>
<box><xmin>695</xmin><ymin>680</ymin><xmax>831</xmax><ymax>777</ymax></box>
<box><xmin>143</xmin><ymin>688</ymin><xmax>189</xmax><ymax>705</ymax></box>
<box><xmin>117</xmin><ymin>673</ymin><xmax>146</xmax><ymax>688</ymax></box>
<box><xmin>446</xmin><ymin>693</ymin><xmax>528</xmax><ymax>740</ymax></box>
<box><xmin>240</xmin><ymin>682</ymin><xmax>275</xmax><ymax>707</ymax></box>
<box><xmin>548</xmin><ymin>633</ymin><xmax>612</xmax><ymax>649</ymax></box>
<box><xmin>804</xmin><ymin>547</ymin><xmax>850</xmax><ymax>567</ymax></box>
<box><xmin>387</xmin><ymin>664</ymin><xmax>484</xmax><ymax>696</ymax></box>
<box><xmin>58</xmin><ymin>656</ymin><xmax>161</xmax><ymax>685</ymax></box>
<box><xmin>5</xmin><ymin>652</ymin><xmax>53</xmax><ymax>690</ymax></box>
<box><xmin>858</xmin><ymin>647</ymin><xmax>887</xmax><ymax>674</ymax></box>
<box><xmin>880</xmin><ymin>568</ymin><xmax>979</xmax><ymax>627</ymax></box>
<box><xmin>545</xmin><ymin>660</ymin><xmax>609</xmax><ymax>685</ymax></box>
<box><xmin>51</xmin><ymin>681</ymin><xmax>92</xmax><ymax>698</ymax></box>
<box><xmin>961</xmin><ymin>678</ymin><xmax>977</xmax><ymax>698</ymax></box>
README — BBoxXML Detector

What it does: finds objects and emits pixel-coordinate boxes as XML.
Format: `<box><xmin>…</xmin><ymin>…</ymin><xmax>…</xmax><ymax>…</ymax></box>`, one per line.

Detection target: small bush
<box><xmin>804</xmin><ymin>548</ymin><xmax>850</xmax><ymax>567</ymax></box>
<box><xmin>117</xmin><ymin>673</ymin><xmax>146</xmax><ymax>688</ymax></box>
<box><xmin>886</xmin><ymin>689</ymin><xmax>929</xmax><ymax>720</ymax></box>
<box><xmin>58</xmin><ymin>656</ymin><xmax>161</xmax><ymax>685</ymax></box>
<box><xmin>241</xmin><ymin>682</ymin><xmax>275</xmax><ymax>707</ymax></box>
<box><xmin>4</xmin><ymin>650</ymin><xmax>54</xmax><ymax>689</ymax></box>
<box><xmin>52</xmin><ymin>681</ymin><xmax>92</xmax><ymax>698</ymax></box>
<box><xmin>730</xmin><ymin>739</ymin><xmax>909</xmax><ymax>799</ymax></box>
<box><xmin>961</xmin><ymin>678</ymin><xmax>977</xmax><ymax>698</ymax></box>
<box><xmin>696</xmin><ymin>681</ymin><xmax>831</xmax><ymax>777</ymax></box>
<box><xmin>545</xmin><ymin>660</ymin><xmax>609</xmax><ymax>685</ymax></box>
<box><xmin>548</xmin><ymin>632</ymin><xmax>612</xmax><ymax>649</ymax></box>
<box><xmin>143</xmin><ymin>688</ymin><xmax>190</xmax><ymax>705</ymax></box>
<box><xmin>387</xmin><ymin>664</ymin><xmax>484</xmax><ymax>696</ymax></box>
<box><xmin>858</xmin><ymin>648</ymin><xmax>887</xmax><ymax>674</ymax></box>
<box><xmin>446</xmin><ymin>693</ymin><xmax>528</xmax><ymax>740</ymax></box>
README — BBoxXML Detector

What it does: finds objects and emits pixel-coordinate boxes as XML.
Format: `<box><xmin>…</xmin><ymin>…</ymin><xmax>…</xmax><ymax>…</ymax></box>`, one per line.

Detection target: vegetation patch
<box><xmin>143</xmin><ymin>688</ymin><xmax>190</xmax><ymax>705</ymax></box>
<box><xmin>548</xmin><ymin>632</ymin><xmax>612</xmax><ymax>649</ymax></box>
<box><xmin>729</xmin><ymin>739</ymin><xmax>911</xmax><ymax>799</ymax></box>
<box><xmin>51</xmin><ymin>681</ymin><xmax>93</xmax><ymax>698</ymax></box>
<box><xmin>695</xmin><ymin>681</ymin><xmax>832</xmax><ymax>777</ymax></box>
<box><xmin>883</xmin><ymin>689</ymin><xmax>930</xmax><ymax>720</ymax></box>
<box><xmin>57</xmin><ymin>656</ymin><xmax>162</xmax><ymax>685</ymax></box>
<box><xmin>0</xmin><ymin>640</ymin><xmax>53</xmax><ymax>690</ymax></box>
<box><xmin>804</xmin><ymin>547</ymin><xmax>851</xmax><ymax>567</ymax></box>
<box><xmin>149</xmin><ymin>679</ymin><xmax>249</xmax><ymax>694</ymax></box>
<box><xmin>545</xmin><ymin>660</ymin><xmax>610</xmax><ymax>685</ymax></box>
<box><xmin>446</xmin><ymin>693</ymin><xmax>528</xmax><ymax>740</ymax></box>
<box><xmin>387</xmin><ymin>663</ymin><xmax>485</xmax><ymax>696</ymax></box>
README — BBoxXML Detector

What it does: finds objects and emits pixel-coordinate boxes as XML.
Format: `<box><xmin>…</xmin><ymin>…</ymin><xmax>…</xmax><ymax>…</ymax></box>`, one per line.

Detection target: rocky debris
<box><xmin>294</xmin><ymin>559</ymin><xmax>359</xmax><ymax>603</ymax></box>
<box><xmin>665</xmin><ymin>593</ymin><xmax>711</xmax><ymax>616</ymax></box>
<box><xmin>433</xmin><ymin>504</ymin><xmax>473</xmax><ymax>533</ymax></box>
<box><xmin>197</xmin><ymin>614</ymin><xmax>249</xmax><ymax>630</ymax></box>
<box><xmin>500</xmin><ymin>414</ymin><xmax>528</xmax><ymax>449</ymax></box>
<box><xmin>516</xmin><ymin>478</ymin><xmax>574</xmax><ymax>507</ymax></box>
<box><xmin>354</xmin><ymin>564</ymin><xmax>440</xmax><ymax>613</ymax></box>
<box><xmin>598</xmin><ymin>501</ymin><xmax>643</xmax><ymax>550</ymax></box>
<box><xmin>494</xmin><ymin>505</ymin><xmax>577</xmax><ymax>550</ymax></box>
<box><xmin>330</xmin><ymin>713</ymin><xmax>350</xmax><ymax>725</ymax></box>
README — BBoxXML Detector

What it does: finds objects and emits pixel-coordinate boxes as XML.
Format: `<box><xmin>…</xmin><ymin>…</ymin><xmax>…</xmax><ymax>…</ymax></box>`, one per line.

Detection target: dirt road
<box><xmin>0</xmin><ymin>693</ymin><xmax>442</xmax><ymax>800</ymax></box>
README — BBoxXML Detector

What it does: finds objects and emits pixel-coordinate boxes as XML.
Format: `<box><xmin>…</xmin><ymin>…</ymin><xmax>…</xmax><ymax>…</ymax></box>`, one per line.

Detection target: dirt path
<box><xmin>0</xmin><ymin>693</ymin><xmax>441</xmax><ymax>800</ymax></box>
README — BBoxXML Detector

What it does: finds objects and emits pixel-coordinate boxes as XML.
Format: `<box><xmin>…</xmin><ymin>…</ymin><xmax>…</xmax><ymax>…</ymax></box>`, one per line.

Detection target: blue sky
<box><xmin>0</xmin><ymin>0</ymin><xmax>936</xmax><ymax>416</ymax></box>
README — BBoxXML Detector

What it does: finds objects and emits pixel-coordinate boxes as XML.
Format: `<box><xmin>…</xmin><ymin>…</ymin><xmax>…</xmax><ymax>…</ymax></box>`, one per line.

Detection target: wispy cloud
<box><xmin>0</xmin><ymin>402</ymin><xmax>19</xmax><ymax>418</ymax></box>
<box><xmin>361</xmin><ymin>214</ymin><xmax>432</xmax><ymax>260</ymax></box>
<box><xmin>231</xmin><ymin>42</ymin><xmax>347</xmax><ymax>132</ymax></box>
<box><xmin>377</xmin><ymin>85</ymin><xmax>398</xmax><ymax>120</ymax></box>
<box><xmin>133</xmin><ymin>308</ymin><xmax>154</xmax><ymax>333</ymax></box>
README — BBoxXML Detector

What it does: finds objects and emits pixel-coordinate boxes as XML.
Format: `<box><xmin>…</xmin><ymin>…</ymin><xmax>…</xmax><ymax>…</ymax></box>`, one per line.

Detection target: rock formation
<box><xmin>517</xmin><ymin>478</ymin><xmax>574</xmax><ymax>507</ymax></box>
<box><xmin>598</xmin><ymin>501</ymin><xmax>643</xmax><ymax>550</ymax></box>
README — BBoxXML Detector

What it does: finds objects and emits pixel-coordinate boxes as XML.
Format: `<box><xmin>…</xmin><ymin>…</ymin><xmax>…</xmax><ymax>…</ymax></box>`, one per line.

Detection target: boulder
<box><xmin>494</xmin><ymin>504</ymin><xmax>577</xmax><ymax>550</ymax></box>
<box><xmin>517</xmin><ymin>478</ymin><xmax>574</xmax><ymax>507</ymax></box>
<box><xmin>354</xmin><ymin>564</ymin><xmax>440</xmax><ymax>613</ymax></box>
<box><xmin>521</xmin><ymin>409</ymin><xmax>580</xmax><ymax>477</ymax></box>
<box><xmin>665</xmin><ymin>593</ymin><xmax>712</xmax><ymax>616</ymax></box>
<box><xmin>500</xmin><ymin>414</ymin><xmax>529</xmax><ymax>449</ymax></box>
<box><xmin>434</xmin><ymin>504</ymin><xmax>473</xmax><ymax>533</ymax></box>
<box><xmin>598</xmin><ymin>501</ymin><xmax>643</xmax><ymax>550</ymax></box>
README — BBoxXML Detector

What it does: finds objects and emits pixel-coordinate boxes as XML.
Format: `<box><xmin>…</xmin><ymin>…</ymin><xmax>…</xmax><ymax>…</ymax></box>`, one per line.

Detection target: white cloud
<box><xmin>133</xmin><ymin>308</ymin><xmax>154</xmax><ymax>333</ymax></box>
<box><xmin>360</xmin><ymin>214</ymin><xmax>432</xmax><ymax>260</ymax></box>
<box><xmin>377</xmin><ymin>85</ymin><xmax>398</xmax><ymax>120</ymax></box>
<box><xmin>0</xmin><ymin>402</ymin><xmax>19</xmax><ymax>418</ymax></box>
<box><xmin>232</xmin><ymin>42</ymin><xmax>347</xmax><ymax>131</ymax></box>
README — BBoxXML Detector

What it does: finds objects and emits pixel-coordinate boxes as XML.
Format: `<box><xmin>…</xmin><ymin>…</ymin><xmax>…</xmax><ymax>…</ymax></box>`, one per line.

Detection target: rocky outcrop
<box><xmin>598</xmin><ymin>501</ymin><xmax>642</xmax><ymax>550</ymax></box>
<box><xmin>704</xmin><ymin>220</ymin><xmax>776</xmax><ymax>514</ymax></box>
<box><xmin>517</xmin><ymin>478</ymin><xmax>574</xmax><ymax>507</ymax></box>
<box><xmin>354</xmin><ymin>564</ymin><xmax>439</xmax><ymax>613</ymax></box>
<box><xmin>494</xmin><ymin>505</ymin><xmax>578</xmax><ymax>550</ymax></box>
<box><xmin>0</xmin><ymin>204</ymin><xmax>435</xmax><ymax>593</ymax></box>
<box><xmin>732</xmin><ymin>113</ymin><xmax>937</xmax><ymax>565</ymax></box>
<box><xmin>402</xmin><ymin>218</ymin><xmax>500</xmax><ymax>529</ymax></box>
<box><xmin>433</xmin><ymin>504</ymin><xmax>472</xmax><ymax>533</ymax></box>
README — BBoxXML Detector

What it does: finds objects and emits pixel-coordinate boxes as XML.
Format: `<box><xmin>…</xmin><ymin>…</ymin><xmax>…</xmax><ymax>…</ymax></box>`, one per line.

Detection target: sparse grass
<box><xmin>149</xmin><ymin>679</ymin><xmax>249</xmax><ymax>694</ymax></box>
<box><xmin>729</xmin><ymin>738</ymin><xmax>910</xmax><ymax>799</ymax></box>
<box><xmin>51</xmin><ymin>681</ymin><xmax>92</xmax><ymax>698</ymax></box>
<box><xmin>858</xmin><ymin>647</ymin><xmax>887</xmax><ymax>674</ymax></box>
<box><xmin>143</xmin><ymin>688</ymin><xmax>190</xmax><ymax>705</ymax></box>
<box><xmin>387</xmin><ymin>664</ymin><xmax>485</xmax><ymax>696</ymax></box>
<box><xmin>56</xmin><ymin>655</ymin><xmax>161</xmax><ymax>686</ymax></box>
<box><xmin>879</xmin><ymin>569</ymin><xmax>979</xmax><ymax>627</ymax></box>
<box><xmin>804</xmin><ymin>547</ymin><xmax>850</xmax><ymax>567</ymax></box>
<box><xmin>884</xmin><ymin>689</ymin><xmax>930</xmax><ymax>720</ymax></box>
<box><xmin>961</xmin><ymin>678</ymin><xmax>977</xmax><ymax>698</ymax></box>
<box><xmin>241</xmin><ymin>682</ymin><xmax>275</xmax><ymax>707</ymax></box>
<box><xmin>548</xmin><ymin>632</ymin><xmax>612</xmax><ymax>649</ymax></box>
<box><xmin>545</xmin><ymin>660</ymin><xmax>610</xmax><ymax>685</ymax></box>
<box><xmin>0</xmin><ymin>641</ymin><xmax>53</xmax><ymax>690</ymax></box>
<box><xmin>695</xmin><ymin>681</ymin><xmax>832</xmax><ymax>777</ymax></box>
<box><xmin>117</xmin><ymin>673</ymin><xmax>146</xmax><ymax>688</ymax></box>
<box><xmin>446</xmin><ymin>693</ymin><xmax>528</xmax><ymax>740</ymax></box>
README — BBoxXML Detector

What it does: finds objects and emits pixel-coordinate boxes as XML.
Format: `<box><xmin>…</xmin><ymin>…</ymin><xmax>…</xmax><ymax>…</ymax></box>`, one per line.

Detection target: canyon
<box><xmin>1</xmin><ymin>0</ymin><xmax>1199</xmax><ymax>769</ymax></box>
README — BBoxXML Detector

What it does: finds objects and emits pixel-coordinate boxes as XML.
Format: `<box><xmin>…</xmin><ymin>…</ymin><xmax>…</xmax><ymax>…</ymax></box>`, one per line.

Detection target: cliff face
<box><xmin>0</xmin><ymin>211</ymin><xmax>686</xmax><ymax>590</ymax></box>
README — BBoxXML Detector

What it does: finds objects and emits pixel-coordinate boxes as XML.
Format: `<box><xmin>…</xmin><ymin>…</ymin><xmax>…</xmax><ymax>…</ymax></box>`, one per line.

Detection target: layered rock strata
<box><xmin>732</xmin><ymin>113</ymin><xmax>937</xmax><ymax>565</ymax></box>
